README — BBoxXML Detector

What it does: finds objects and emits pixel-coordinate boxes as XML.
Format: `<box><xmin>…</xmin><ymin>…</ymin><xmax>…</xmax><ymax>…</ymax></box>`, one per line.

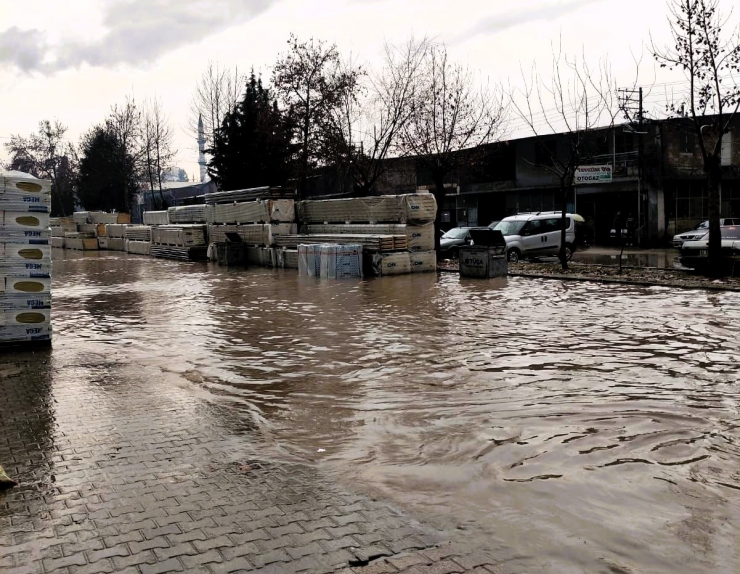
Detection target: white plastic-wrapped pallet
<box><xmin>0</xmin><ymin>171</ymin><xmax>52</xmax><ymax>345</ymax></box>
<box><xmin>319</xmin><ymin>244</ymin><xmax>363</xmax><ymax>279</ymax></box>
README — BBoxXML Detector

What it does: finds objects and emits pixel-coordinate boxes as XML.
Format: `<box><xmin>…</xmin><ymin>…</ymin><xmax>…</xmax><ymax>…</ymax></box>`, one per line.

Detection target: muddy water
<box><xmin>50</xmin><ymin>251</ymin><xmax>740</xmax><ymax>573</ymax></box>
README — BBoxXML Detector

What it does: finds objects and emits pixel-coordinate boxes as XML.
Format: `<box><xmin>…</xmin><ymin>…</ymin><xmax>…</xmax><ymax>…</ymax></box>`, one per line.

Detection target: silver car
<box><xmin>673</xmin><ymin>219</ymin><xmax>740</xmax><ymax>248</ymax></box>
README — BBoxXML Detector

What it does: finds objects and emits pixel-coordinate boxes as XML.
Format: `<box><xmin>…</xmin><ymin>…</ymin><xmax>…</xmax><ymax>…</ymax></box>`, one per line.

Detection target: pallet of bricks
<box><xmin>0</xmin><ymin>171</ymin><xmax>53</xmax><ymax>347</ymax></box>
<box><xmin>291</xmin><ymin>193</ymin><xmax>437</xmax><ymax>276</ymax></box>
<box><xmin>204</xmin><ymin>188</ymin><xmax>297</xmax><ymax>268</ymax></box>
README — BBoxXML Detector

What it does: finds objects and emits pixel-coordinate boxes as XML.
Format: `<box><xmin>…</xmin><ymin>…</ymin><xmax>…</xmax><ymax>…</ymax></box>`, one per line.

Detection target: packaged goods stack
<box><xmin>167</xmin><ymin>205</ymin><xmax>211</xmax><ymax>224</ymax></box>
<box><xmin>124</xmin><ymin>226</ymin><xmax>152</xmax><ymax>255</ymax></box>
<box><xmin>150</xmin><ymin>225</ymin><xmax>208</xmax><ymax>261</ymax></box>
<box><xmin>206</xmin><ymin>198</ymin><xmax>297</xmax><ymax>268</ymax></box>
<box><xmin>0</xmin><ymin>171</ymin><xmax>52</xmax><ymax>346</ymax></box>
<box><xmin>104</xmin><ymin>224</ymin><xmax>128</xmax><ymax>251</ymax></box>
<box><xmin>203</xmin><ymin>186</ymin><xmax>296</xmax><ymax>204</ymax></box>
<box><xmin>294</xmin><ymin>193</ymin><xmax>437</xmax><ymax>276</ymax></box>
<box><xmin>49</xmin><ymin>217</ymin><xmax>75</xmax><ymax>249</ymax></box>
<box><xmin>142</xmin><ymin>211</ymin><xmax>169</xmax><ymax>226</ymax></box>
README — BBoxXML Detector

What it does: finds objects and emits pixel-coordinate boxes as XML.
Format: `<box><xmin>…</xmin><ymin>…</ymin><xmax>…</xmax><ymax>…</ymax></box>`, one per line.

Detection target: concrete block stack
<box><xmin>0</xmin><ymin>171</ymin><xmax>52</xmax><ymax>346</ymax></box>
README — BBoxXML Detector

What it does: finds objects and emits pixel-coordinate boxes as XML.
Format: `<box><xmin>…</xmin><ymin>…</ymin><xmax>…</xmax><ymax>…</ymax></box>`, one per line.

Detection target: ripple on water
<box><xmin>50</xmin><ymin>252</ymin><xmax>740</xmax><ymax>574</ymax></box>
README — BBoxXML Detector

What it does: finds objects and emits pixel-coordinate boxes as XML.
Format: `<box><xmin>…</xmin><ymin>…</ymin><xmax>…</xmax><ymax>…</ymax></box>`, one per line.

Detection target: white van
<box><xmin>492</xmin><ymin>212</ymin><xmax>577</xmax><ymax>262</ymax></box>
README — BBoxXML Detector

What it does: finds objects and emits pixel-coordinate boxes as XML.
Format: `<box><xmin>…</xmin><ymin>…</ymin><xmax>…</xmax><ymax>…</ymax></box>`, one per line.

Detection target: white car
<box><xmin>673</xmin><ymin>218</ymin><xmax>740</xmax><ymax>248</ymax></box>
<box><xmin>680</xmin><ymin>225</ymin><xmax>740</xmax><ymax>269</ymax></box>
<box><xmin>492</xmin><ymin>212</ymin><xmax>577</xmax><ymax>262</ymax></box>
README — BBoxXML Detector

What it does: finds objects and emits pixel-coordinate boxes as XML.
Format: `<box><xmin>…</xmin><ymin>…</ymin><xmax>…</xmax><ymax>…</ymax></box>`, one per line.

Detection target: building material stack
<box><xmin>207</xmin><ymin>198</ymin><xmax>297</xmax><ymax>268</ymax></box>
<box><xmin>167</xmin><ymin>205</ymin><xmax>211</xmax><ymax>224</ymax></box>
<box><xmin>295</xmin><ymin>193</ymin><xmax>437</xmax><ymax>276</ymax></box>
<box><xmin>150</xmin><ymin>225</ymin><xmax>208</xmax><ymax>261</ymax></box>
<box><xmin>104</xmin><ymin>224</ymin><xmax>127</xmax><ymax>251</ymax></box>
<box><xmin>49</xmin><ymin>217</ymin><xmax>75</xmax><ymax>249</ymax></box>
<box><xmin>124</xmin><ymin>226</ymin><xmax>152</xmax><ymax>256</ymax></box>
<box><xmin>143</xmin><ymin>211</ymin><xmax>169</xmax><ymax>226</ymax></box>
<box><xmin>203</xmin><ymin>186</ymin><xmax>296</xmax><ymax>204</ymax></box>
<box><xmin>0</xmin><ymin>171</ymin><xmax>52</xmax><ymax>346</ymax></box>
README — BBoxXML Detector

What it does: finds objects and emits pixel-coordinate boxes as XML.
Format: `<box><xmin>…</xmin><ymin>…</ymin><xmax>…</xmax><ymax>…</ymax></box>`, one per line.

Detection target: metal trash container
<box><xmin>215</xmin><ymin>232</ymin><xmax>245</xmax><ymax>266</ymax></box>
<box><xmin>459</xmin><ymin>229</ymin><xmax>507</xmax><ymax>278</ymax></box>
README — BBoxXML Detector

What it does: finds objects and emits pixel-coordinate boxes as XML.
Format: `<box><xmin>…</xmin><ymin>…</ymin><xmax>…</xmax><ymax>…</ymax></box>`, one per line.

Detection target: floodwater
<box><xmin>48</xmin><ymin>251</ymin><xmax>740</xmax><ymax>573</ymax></box>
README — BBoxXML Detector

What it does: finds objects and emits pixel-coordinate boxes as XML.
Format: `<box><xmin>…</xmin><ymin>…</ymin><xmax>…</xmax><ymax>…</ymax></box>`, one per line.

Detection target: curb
<box><xmin>436</xmin><ymin>267</ymin><xmax>740</xmax><ymax>292</ymax></box>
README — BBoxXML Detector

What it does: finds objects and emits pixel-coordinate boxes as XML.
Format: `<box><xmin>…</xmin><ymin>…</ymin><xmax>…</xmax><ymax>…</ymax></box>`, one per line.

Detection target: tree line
<box><xmin>2</xmin><ymin>0</ymin><xmax>738</xmax><ymax>272</ymax></box>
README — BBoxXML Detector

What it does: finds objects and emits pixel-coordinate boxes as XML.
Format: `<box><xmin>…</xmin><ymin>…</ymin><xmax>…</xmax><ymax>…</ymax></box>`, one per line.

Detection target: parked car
<box><xmin>680</xmin><ymin>225</ymin><xmax>740</xmax><ymax>269</ymax></box>
<box><xmin>487</xmin><ymin>220</ymin><xmax>501</xmax><ymax>230</ymax></box>
<box><xmin>440</xmin><ymin>227</ymin><xmax>489</xmax><ymax>256</ymax></box>
<box><xmin>492</xmin><ymin>212</ymin><xmax>578</xmax><ymax>262</ymax></box>
<box><xmin>673</xmin><ymin>219</ymin><xmax>740</xmax><ymax>249</ymax></box>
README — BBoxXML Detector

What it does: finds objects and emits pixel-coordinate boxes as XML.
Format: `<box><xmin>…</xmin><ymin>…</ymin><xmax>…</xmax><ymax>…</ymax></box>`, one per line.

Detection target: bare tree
<box><xmin>653</xmin><ymin>0</ymin><xmax>740</xmax><ymax>274</ymax></box>
<box><xmin>273</xmin><ymin>34</ymin><xmax>363</xmax><ymax>197</ymax></box>
<box><xmin>323</xmin><ymin>37</ymin><xmax>429</xmax><ymax>196</ymax></box>
<box><xmin>142</xmin><ymin>98</ymin><xmax>177</xmax><ymax>208</ymax></box>
<box><xmin>106</xmin><ymin>97</ymin><xmax>144</xmax><ymax>213</ymax></box>
<box><xmin>399</xmin><ymin>43</ymin><xmax>507</xmax><ymax>253</ymax></box>
<box><xmin>511</xmin><ymin>47</ymin><xmax>617</xmax><ymax>269</ymax></box>
<box><xmin>189</xmin><ymin>62</ymin><xmax>245</xmax><ymax>149</ymax></box>
<box><xmin>4</xmin><ymin>120</ymin><xmax>78</xmax><ymax>216</ymax></box>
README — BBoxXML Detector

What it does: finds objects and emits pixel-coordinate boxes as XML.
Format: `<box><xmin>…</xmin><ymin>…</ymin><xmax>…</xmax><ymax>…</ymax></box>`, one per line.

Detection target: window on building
<box><xmin>680</xmin><ymin>131</ymin><xmax>695</xmax><ymax>154</ymax></box>
<box><xmin>721</xmin><ymin>132</ymin><xmax>733</xmax><ymax>166</ymax></box>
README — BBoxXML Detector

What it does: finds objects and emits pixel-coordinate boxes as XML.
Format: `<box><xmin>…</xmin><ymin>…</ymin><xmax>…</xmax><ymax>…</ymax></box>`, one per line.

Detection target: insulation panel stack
<box><xmin>297</xmin><ymin>194</ymin><xmax>436</xmax><ymax>225</ymax></box>
<box><xmin>0</xmin><ymin>171</ymin><xmax>52</xmax><ymax>345</ymax></box>
<box><xmin>303</xmin><ymin>223</ymin><xmax>434</xmax><ymax>252</ymax></box>
<box><xmin>124</xmin><ymin>226</ymin><xmax>152</xmax><ymax>242</ymax></box>
<box><xmin>150</xmin><ymin>224</ymin><xmax>207</xmax><ymax>261</ymax></box>
<box><xmin>143</xmin><ymin>211</ymin><xmax>169</xmax><ymax>226</ymax></box>
<box><xmin>207</xmin><ymin>223</ymin><xmax>296</xmax><ymax>246</ymax></box>
<box><xmin>297</xmin><ymin>244</ymin><xmax>363</xmax><ymax>279</ymax></box>
<box><xmin>204</xmin><ymin>186</ymin><xmax>296</xmax><ymax>204</ymax></box>
<box><xmin>167</xmin><ymin>205</ymin><xmax>211</xmax><ymax>224</ymax></box>
<box><xmin>210</xmin><ymin>200</ymin><xmax>295</xmax><ymax>224</ymax></box>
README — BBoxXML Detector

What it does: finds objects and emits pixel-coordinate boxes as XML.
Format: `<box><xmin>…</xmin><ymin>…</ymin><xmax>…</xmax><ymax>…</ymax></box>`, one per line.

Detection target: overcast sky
<box><xmin>1</xmin><ymin>0</ymin><xmax>736</xmax><ymax>178</ymax></box>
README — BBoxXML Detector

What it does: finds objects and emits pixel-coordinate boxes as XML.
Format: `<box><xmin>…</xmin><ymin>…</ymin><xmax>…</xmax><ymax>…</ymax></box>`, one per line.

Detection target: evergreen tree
<box><xmin>76</xmin><ymin>125</ymin><xmax>139</xmax><ymax>212</ymax></box>
<box><xmin>208</xmin><ymin>72</ymin><xmax>295</xmax><ymax>190</ymax></box>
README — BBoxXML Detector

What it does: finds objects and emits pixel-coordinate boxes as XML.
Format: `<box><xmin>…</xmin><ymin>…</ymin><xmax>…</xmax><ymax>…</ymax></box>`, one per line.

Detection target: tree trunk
<box><xmin>706</xmin><ymin>157</ymin><xmax>722</xmax><ymax>276</ymax></box>
<box><xmin>558</xmin><ymin>184</ymin><xmax>569</xmax><ymax>271</ymax></box>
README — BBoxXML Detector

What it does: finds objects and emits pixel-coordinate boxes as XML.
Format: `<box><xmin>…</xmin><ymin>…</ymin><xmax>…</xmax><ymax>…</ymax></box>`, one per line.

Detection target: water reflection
<box><xmin>48</xmin><ymin>250</ymin><xmax>740</xmax><ymax>574</ymax></box>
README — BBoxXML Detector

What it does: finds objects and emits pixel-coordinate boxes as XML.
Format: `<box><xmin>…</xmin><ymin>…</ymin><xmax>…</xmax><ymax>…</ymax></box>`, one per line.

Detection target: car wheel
<box><xmin>564</xmin><ymin>244</ymin><xmax>573</xmax><ymax>261</ymax></box>
<box><xmin>507</xmin><ymin>248</ymin><xmax>521</xmax><ymax>263</ymax></box>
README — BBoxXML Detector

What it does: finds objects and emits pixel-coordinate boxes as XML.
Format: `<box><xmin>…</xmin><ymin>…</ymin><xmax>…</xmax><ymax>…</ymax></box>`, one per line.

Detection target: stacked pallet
<box><xmin>124</xmin><ymin>226</ymin><xmax>152</xmax><ymax>242</ymax></box>
<box><xmin>143</xmin><ymin>211</ymin><xmax>169</xmax><ymax>226</ymax></box>
<box><xmin>297</xmin><ymin>244</ymin><xmax>363</xmax><ymax>278</ymax></box>
<box><xmin>167</xmin><ymin>205</ymin><xmax>211</xmax><ymax>224</ymax></box>
<box><xmin>150</xmin><ymin>225</ymin><xmax>207</xmax><ymax>261</ymax></box>
<box><xmin>303</xmin><ymin>223</ymin><xmax>434</xmax><ymax>252</ymax></box>
<box><xmin>104</xmin><ymin>224</ymin><xmax>127</xmax><ymax>251</ymax></box>
<box><xmin>275</xmin><ymin>234</ymin><xmax>405</xmax><ymax>251</ymax></box>
<box><xmin>210</xmin><ymin>199</ymin><xmax>295</xmax><ymax>224</ymax></box>
<box><xmin>0</xmin><ymin>171</ymin><xmax>52</xmax><ymax>346</ymax></box>
<box><xmin>204</xmin><ymin>186</ymin><xmax>296</xmax><ymax>204</ymax></box>
<box><xmin>208</xmin><ymin>223</ymin><xmax>297</xmax><ymax>247</ymax></box>
<box><xmin>50</xmin><ymin>217</ymin><xmax>75</xmax><ymax>248</ymax></box>
<box><xmin>290</xmin><ymin>194</ymin><xmax>437</xmax><ymax>276</ymax></box>
<box><xmin>296</xmin><ymin>194</ymin><xmax>436</xmax><ymax>225</ymax></box>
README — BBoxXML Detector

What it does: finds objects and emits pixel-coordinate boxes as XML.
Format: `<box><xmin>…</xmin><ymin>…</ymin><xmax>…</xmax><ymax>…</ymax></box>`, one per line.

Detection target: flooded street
<box><xmin>46</xmin><ymin>250</ymin><xmax>740</xmax><ymax>573</ymax></box>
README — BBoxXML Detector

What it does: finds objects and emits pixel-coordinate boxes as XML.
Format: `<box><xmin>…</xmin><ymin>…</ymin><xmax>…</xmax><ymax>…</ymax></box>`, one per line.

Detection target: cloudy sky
<box><xmin>0</xmin><ymin>0</ymin><xmax>735</xmax><ymax>178</ymax></box>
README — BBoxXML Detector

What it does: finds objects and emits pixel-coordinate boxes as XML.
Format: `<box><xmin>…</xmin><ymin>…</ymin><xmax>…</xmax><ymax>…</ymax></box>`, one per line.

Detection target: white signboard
<box><xmin>574</xmin><ymin>165</ymin><xmax>612</xmax><ymax>185</ymax></box>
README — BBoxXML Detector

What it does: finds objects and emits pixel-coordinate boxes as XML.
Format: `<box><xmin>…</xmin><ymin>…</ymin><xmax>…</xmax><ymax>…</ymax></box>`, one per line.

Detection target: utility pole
<box><xmin>618</xmin><ymin>87</ymin><xmax>645</xmax><ymax>245</ymax></box>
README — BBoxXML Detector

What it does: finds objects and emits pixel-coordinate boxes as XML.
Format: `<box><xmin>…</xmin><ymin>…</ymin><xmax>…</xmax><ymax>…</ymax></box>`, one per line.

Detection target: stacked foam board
<box><xmin>293</xmin><ymin>194</ymin><xmax>437</xmax><ymax>276</ymax></box>
<box><xmin>150</xmin><ymin>225</ymin><xmax>208</xmax><ymax>261</ymax></box>
<box><xmin>104</xmin><ymin>224</ymin><xmax>127</xmax><ymax>251</ymax></box>
<box><xmin>296</xmin><ymin>194</ymin><xmax>436</xmax><ymax>225</ymax></box>
<box><xmin>49</xmin><ymin>217</ymin><xmax>74</xmax><ymax>248</ymax></box>
<box><xmin>203</xmin><ymin>186</ymin><xmax>296</xmax><ymax>204</ymax></box>
<box><xmin>210</xmin><ymin>199</ymin><xmax>295</xmax><ymax>224</ymax></box>
<box><xmin>0</xmin><ymin>171</ymin><xmax>52</xmax><ymax>345</ymax></box>
<box><xmin>167</xmin><ymin>205</ymin><xmax>211</xmax><ymax>224</ymax></box>
<box><xmin>124</xmin><ymin>225</ymin><xmax>152</xmax><ymax>256</ymax></box>
<box><xmin>143</xmin><ymin>211</ymin><xmax>169</xmax><ymax>226</ymax></box>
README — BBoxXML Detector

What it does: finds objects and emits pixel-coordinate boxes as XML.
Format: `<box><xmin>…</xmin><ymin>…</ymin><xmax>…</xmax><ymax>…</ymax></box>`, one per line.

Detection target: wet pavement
<box><xmin>571</xmin><ymin>246</ymin><xmax>683</xmax><ymax>269</ymax></box>
<box><xmin>2</xmin><ymin>249</ymin><xmax>740</xmax><ymax>573</ymax></box>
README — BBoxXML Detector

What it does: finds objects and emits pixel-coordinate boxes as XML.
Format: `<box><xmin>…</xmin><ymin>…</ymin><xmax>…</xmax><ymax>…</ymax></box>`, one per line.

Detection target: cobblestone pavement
<box><xmin>0</xmin><ymin>350</ymin><xmax>505</xmax><ymax>574</ymax></box>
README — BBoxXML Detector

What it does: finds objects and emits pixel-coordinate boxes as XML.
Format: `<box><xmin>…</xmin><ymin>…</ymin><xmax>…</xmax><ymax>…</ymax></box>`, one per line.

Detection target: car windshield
<box><xmin>493</xmin><ymin>220</ymin><xmax>527</xmax><ymax>236</ymax></box>
<box><xmin>442</xmin><ymin>228</ymin><xmax>469</xmax><ymax>239</ymax></box>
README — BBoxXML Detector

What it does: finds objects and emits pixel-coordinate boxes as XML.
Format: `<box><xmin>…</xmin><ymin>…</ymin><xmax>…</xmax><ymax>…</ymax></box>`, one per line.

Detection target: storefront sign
<box><xmin>574</xmin><ymin>165</ymin><xmax>612</xmax><ymax>185</ymax></box>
